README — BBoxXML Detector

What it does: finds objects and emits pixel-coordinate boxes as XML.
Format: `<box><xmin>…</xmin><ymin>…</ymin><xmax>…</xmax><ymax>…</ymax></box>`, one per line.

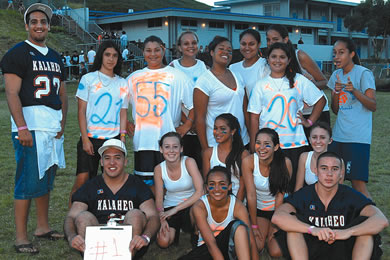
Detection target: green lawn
<box><xmin>0</xmin><ymin>85</ymin><xmax>388</xmax><ymax>259</ymax></box>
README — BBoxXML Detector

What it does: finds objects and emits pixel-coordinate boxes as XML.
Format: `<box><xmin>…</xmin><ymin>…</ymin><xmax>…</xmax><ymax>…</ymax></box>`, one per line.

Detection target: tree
<box><xmin>344</xmin><ymin>0</ymin><xmax>390</xmax><ymax>60</ymax></box>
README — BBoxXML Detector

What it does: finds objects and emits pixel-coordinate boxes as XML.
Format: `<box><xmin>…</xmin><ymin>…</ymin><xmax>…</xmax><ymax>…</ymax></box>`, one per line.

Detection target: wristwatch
<box><xmin>141</xmin><ymin>234</ymin><xmax>150</xmax><ymax>244</ymax></box>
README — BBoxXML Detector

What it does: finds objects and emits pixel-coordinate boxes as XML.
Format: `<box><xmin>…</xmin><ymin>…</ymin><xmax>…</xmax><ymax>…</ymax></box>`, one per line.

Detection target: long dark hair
<box><xmin>255</xmin><ymin>128</ymin><xmax>290</xmax><ymax>196</ymax></box>
<box><xmin>208</xmin><ymin>35</ymin><xmax>230</xmax><ymax>55</ymax></box>
<box><xmin>143</xmin><ymin>35</ymin><xmax>167</xmax><ymax>65</ymax></box>
<box><xmin>266</xmin><ymin>25</ymin><xmax>302</xmax><ymax>75</ymax></box>
<box><xmin>334</xmin><ymin>38</ymin><xmax>361</xmax><ymax>65</ymax></box>
<box><xmin>267</xmin><ymin>42</ymin><xmax>298</xmax><ymax>89</ymax></box>
<box><xmin>215</xmin><ymin>113</ymin><xmax>245</xmax><ymax>179</ymax></box>
<box><xmin>91</xmin><ymin>40</ymin><xmax>122</xmax><ymax>75</ymax></box>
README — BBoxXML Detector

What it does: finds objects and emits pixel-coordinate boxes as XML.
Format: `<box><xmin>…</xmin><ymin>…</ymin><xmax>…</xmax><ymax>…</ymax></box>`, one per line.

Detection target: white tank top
<box><xmin>210</xmin><ymin>145</ymin><xmax>240</xmax><ymax>197</ymax></box>
<box><xmin>253</xmin><ymin>153</ymin><xmax>275</xmax><ymax>211</ymax></box>
<box><xmin>305</xmin><ymin>151</ymin><xmax>318</xmax><ymax>185</ymax></box>
<box><xmin>161</xmin><ymin>156</ymin><xmax>196</xmax><ymax>208</ymax></box>
<box><xmin>198</xmin><ymin>194</ymin><xmax>236</xmax><ymax>246</ymax></box>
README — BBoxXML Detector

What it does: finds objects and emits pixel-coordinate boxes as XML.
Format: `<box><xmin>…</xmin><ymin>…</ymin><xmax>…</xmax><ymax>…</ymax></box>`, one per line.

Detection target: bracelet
<box><xmin>187</xmin><ymin>117</ymin><xmax>194</xmax><ymax>123</ymax></box>
<box><xmin>120</xmin><ymin>133</ymin><xmax>126</xmax><ymax>137</ymax></box>
<box><xmin>307</xmin><ymin>119</ymin><xmax>313</xmax><ymax>126</ymax></box>
<box><xmin>251</xmin><ymin>225</ymin><xmax>258</xmax><ymax>229</ymax></box>
<box><xmin>17</xmin><ymin>126</ymin><xmax>28</xmax><ymax>131</ymax></box>
<box><xmin>141</xmin><ymin>234</ymin><xmax>150</xmax><ymax>244</ymax></box>
<box><xmin>120</xmin><ymin>130</ymin><xmax>127</xmax><ymax>134</ymax></box>
<box><xmin>307</xmin><ymin>225</ymin><xmax>315</xmax><ymax>235</ymax></box>
<box><xmin>157</xmin><ymin>207</ymin><xmax>163</xmax><ymax>212</ymax></box>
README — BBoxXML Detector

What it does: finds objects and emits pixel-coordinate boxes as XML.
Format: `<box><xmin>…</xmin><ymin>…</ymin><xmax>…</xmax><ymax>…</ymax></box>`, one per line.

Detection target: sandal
<box><xmin>34</xmin><ymin>230</ymin><xmax>64</xmax><ymax>241</ymax></box>
<box><xmin>14</xmin><ymin>243</ymin><xmax>39</xmax><ymax>254</ymax></box>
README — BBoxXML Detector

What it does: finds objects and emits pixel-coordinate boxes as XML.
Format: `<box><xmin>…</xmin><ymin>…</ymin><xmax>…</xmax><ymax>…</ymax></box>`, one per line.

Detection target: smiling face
<box><xmin>268</xmin><ymin>48</ymin><xmax>290</xmax><ymax>76</ymax></box>
<box><xmin>207</xmin><ymin>171</ymin><xmax>232</xmax><ymax>201</ymax></box>
<box><xmin>240</xmin><ymin>33</ymin><xmax>260</xmax><ymax>61</ymax></box>
<box><xmin>213</xmin><ymin>118</ymin><xmax>234</xmax><ymax>144</ymax></box>
<box><xmin>210</xmin><ymin>40</ymin><xmax>232</xmax><ymax>66</ymax></box>
<box><xmin>255</xmin><ymin>133</ymin><xmax>278</xmax><ymax>161</ymax></box>
<box><xmin>101</xmin><ymin>148</ymin><xmax>127</xmax><ymax>179</ymax></box>
<box><xmin>316</xmin><ymin>156</ymin><xmax>342</xmax><ymax>190</ymax></box>
<box><xmin>266</xmin><ymin>29</ymin><xmax>288</xmax><ymax>48</ymax></box>
<box><xmin>100</xmin><ymin>47</ymin><xmax>119</xmax><ymax>75</ymax></box>
<box><xmin>160</xmin><ymin>136</ymin><xmax>182</xmax><ymax>163</ymax></box>
<box><xmin>179</xmin><ymin>33</ymin><xmax>198</xmax><ymax>58</ymax></box>
<box><xmin>144</xmin><ymin>41</ymin><xmax>164</xmax><ymax>69</ymax></box>
<box><xmin>309</xmin><ymin>127</ymin><xmax>332</xmax><ymax>154</ymax></box>
<box><xmin>333</xmin><ymin>41</ymin><xmax>355</xmax><ymax>70</ymax></box>
<box><xmin>25</xmin><ymin>11</ymin><xmax>50</xmax><ymax>46</ymax></box>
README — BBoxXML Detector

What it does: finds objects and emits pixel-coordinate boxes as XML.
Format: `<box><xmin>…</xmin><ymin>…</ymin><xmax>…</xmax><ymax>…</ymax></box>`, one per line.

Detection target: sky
<box><xmin>196</xmin><ymin>0</ymin><xmax>361</xmax><ymax>7</ymax></box>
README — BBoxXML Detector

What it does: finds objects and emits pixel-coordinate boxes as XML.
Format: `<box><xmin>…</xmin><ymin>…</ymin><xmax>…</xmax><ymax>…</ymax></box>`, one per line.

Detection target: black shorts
<box><xmin>178</xmin><ymin>220</ymin><xmax>248</xmax><ymax>260</ymax></box>
<box><xmin>76</xmin><ymin>136</ymin><xmax>120</xmax><ymax>177</ymax></box>
<box><xmin>165</xmin><ymin>206</ymin><xmax>193</xmax><ymax>233</ymax></box>
<box><xmin>182</xmin><ymin>134</ymin><xmax>202</xmax><ymax>170</ymax></box>
<box><xmin>134</xmin><ymin>151</ymin><xmax>164</xmax><ymax>185</ymax></box>
<box><xmin>274</xmin><ymin>216</ymin><xmax>383</xmax><ymax>260</ymax></box>
<box><xmin>282</xmin><ymin>145</ymin><xmax>308</xmax><ymax>192</ymax></box>
<box><xmin>256</xmin><ymin>209</ymin><xmax>274</xmax><ymax>221</ymax></box>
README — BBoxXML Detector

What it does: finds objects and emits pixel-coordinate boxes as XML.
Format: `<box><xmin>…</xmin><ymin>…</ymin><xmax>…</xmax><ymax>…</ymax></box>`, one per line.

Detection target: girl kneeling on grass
<box><xmin>179</xmin><ymin>166</ymin><xmax>259</xmax><ymax>260</ymax></box>
<box><xmin>328</xmin><ymin>38</ymin><xmax>376</xmax><ymax>199</ymax></box>
<box><xmin>295</xmin><ymin>122</ymin><xmax>344</xmax><ymax>191</ymax></box>
<box><xmin>242</xmin><ymin>128</ymin><xmax>291</xmax><ymax>257</ymax></box>
<box><xmin>154</xmin><ymin>132</ymin><xmax>204</xmax><ymax>248</ymax></box>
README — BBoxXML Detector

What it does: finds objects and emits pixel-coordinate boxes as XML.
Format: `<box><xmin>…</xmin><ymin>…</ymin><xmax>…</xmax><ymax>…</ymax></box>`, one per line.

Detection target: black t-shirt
<box><xmin>0</xmin><ymin>41</ymin><xmax>65</xmax><ymax>110</ymax></box>
<box><xmin>285</xmin><ymin>184</ymin><xmax>374</xmax><ymax>229</ymax></box>
<box><xmin>72</xmin><ymin>174</ymin><xmax>154</xmax><ymax>224</ymax></box>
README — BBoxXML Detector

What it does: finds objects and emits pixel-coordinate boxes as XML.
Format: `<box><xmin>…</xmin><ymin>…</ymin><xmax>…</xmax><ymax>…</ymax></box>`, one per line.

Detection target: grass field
<box><xmin>0</xmin><ymin>84</ymin><xmax>388</xmax><ymax>259</ymax></box>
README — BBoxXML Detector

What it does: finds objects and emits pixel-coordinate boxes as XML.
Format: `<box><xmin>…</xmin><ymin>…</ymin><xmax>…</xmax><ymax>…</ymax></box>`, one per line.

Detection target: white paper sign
<box><xmin>84</xmin><ymin>226</ymin><xmax>132</xmax><ymax>260</ymax></box>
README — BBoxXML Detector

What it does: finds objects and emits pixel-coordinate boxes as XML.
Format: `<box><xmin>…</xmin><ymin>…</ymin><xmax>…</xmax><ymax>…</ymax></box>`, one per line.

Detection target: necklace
<box><xmin>270</xmin><ymin>76</ymin><xmax>285</xmax><ymax>91</ymax></box>
<box><xmin>98</xmin><ymin>71</ymin><xmax>114</xmax><ymax>88</ymax></box>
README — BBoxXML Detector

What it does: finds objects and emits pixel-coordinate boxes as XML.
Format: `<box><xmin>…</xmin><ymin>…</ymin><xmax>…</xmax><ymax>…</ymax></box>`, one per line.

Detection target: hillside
<box><xmin>53</xmin><ymin>0</ymin><xmax>211</xmax><ymax>12</ymax></box>
<box><xmin>0</xmin><ymin>9</ymin><xmax>84</xmax><ymax>89</ymax></box>
<box><xmin>0</xmin><ymin>10</ymin><xmax>83</xmax><ymax>58</ymax></box>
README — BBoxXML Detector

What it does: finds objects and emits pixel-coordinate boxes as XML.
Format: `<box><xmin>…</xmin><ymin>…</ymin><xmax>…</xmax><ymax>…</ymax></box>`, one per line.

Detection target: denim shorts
<box><xmin>12</xmin><ymin>131</ymin><xmax>57</xmax><ymax>199</ymax></box>
<box><xmin>329</xmin><ymin>141</ymin><xmax>370</xmax><ymax>182</ymax></box>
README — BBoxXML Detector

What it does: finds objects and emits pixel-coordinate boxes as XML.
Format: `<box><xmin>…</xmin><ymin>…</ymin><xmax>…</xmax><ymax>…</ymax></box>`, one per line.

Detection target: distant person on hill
<box><xmin>7</xmin><ymin>0</ymin><xmax>14</xmax><ymax>10</ymax></box>
<box><xmin>18</xmin><ymin>0</ymin><xmax>25</xmax><ymax>14</ymax></box>
<box><xmin>120</xmin><ymin>31</ymin><xmax>128</xmax><ymax>51</ymax></box>
<box><xmin>0</xmin><ymin>3</ymin><xmax>67</xmax><ymax>254</ymax></box>
<box><xmin>87</xmin><ymin>46</ymin><xmax>96</xmax><ymax>66</ymax></box>
<box><xmin>78</xmin><ymin>50</ymin><xmax>85</xmax><ymax>64</ymax></box>
<box><xmin>298</xmin><ymin>37</ymin><xmax>304</xmax><ymax>44</ymax></box>
<box><xmin>71</xmin><ymin>50</ymin><xmax>79</xmax><ymax>80</ymax></box>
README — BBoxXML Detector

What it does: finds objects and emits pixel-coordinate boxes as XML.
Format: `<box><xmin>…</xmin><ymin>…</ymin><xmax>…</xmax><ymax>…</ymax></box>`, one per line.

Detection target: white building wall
<box><xmin>122</xmin><ymin>20</ymin><xmax>169</xmax><ymax>44</ymax></box>
<box><xmin>230</xmin><ymin>3</ymin><xmax>263</xmax><ymax>15</ymax></box>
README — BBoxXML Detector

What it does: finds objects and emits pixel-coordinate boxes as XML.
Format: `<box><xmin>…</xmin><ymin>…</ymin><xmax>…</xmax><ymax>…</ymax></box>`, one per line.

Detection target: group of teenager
<box><xmin>1</xmin><ymin>3</ymin><xmax>388</xmax><ymax>259</ymax></box>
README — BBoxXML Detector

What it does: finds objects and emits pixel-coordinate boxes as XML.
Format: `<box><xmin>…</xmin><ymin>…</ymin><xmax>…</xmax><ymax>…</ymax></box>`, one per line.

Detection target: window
<box><xmin>264</xmin><ymin>3</ymin><xmax>280</xmax><ymax>16</ymax></box>
<box><xmin>148</xmin><ymin>18</ymin><xmax>162</xmax><ymax>28</ymax></box>
<box><xmin>235</xmin><ymin>23</ymin><xmax>249</xmax><ymax>30</ymax></box>
<box><xmin>181</xmin><ymin>19</ymin><xmax>197</xmax><ymax>27</ymax></box>
<box><xmin>209</xmin><ymin>21</ymin><xmax>224</xmax><ymax>29</ymax></box>
<box><xmin>301</xmin><ymin>28</ymin><xmax>312</xmax><ymax>34</ymax></box>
